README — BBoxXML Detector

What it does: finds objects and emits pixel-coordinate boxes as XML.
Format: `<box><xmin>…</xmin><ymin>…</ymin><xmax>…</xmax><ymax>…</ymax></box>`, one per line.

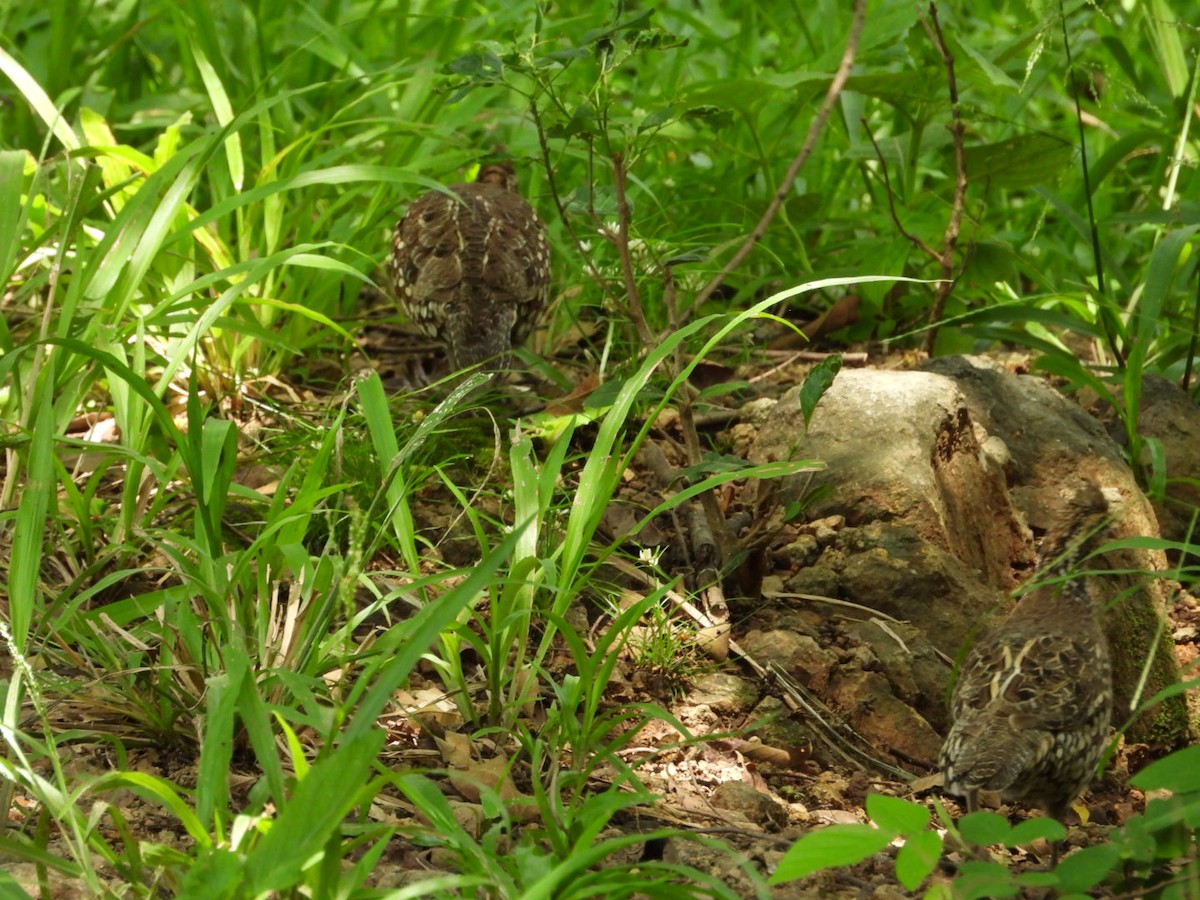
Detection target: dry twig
<box><xmin>919</xmin><ymin>1</ymin><xmax>969</xmax><ymax>354</ymax></box>
<box><xmin>690</xmin><ymin>0</ymin><xmax>869</xmax><ymax>312</ymax></box>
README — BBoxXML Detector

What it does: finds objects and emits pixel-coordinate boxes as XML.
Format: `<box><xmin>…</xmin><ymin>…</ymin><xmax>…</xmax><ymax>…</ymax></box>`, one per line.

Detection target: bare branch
<box><xmin>691</xmin><ymin>0</ymin><xmax>869</xmax><ymax>311</ymax></box>
<box><xmin>863</xmin><ymin>122</ymin><xmax>940</xmax><ymax>262</ymax></box>
<box><xmin>920</xmin><ymin>1</ymin><xmax>969</xmax><ymax>355</ymax></box>
<box><xmin>530</xmin><ymin>101</ymin><xmax>610</xmax><ymax>297</ymax></box>
<box><xmin>610</xmin><ymin>153</ymin><xmax>653</xmax><ymax>345</ymax></box>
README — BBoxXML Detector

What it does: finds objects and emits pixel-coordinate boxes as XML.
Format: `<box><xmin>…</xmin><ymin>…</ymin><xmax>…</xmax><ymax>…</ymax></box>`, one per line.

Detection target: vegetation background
<box><xmin>1</xmin><ymin>0</ymin><xmax>1197</xmax><ymax>896</ymax></box>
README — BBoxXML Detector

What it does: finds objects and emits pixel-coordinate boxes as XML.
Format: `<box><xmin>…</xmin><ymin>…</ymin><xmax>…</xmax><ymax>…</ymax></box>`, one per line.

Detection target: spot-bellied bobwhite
<box><xmin>940</xmin><ymin>482</ymin><xmax>1116</xmax><ymax>839</ymax></box>
<box><xmin>389</xmin><ymin>162</ymin><xmax>551</xmax><ymax>373</ymax></box>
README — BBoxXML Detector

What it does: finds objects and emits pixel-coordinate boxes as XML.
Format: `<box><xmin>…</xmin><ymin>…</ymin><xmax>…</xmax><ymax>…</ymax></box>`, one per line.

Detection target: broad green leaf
<box><xmin>177</xmin><ymin>847</ymin><xmax>244</xmax><ymax>900</ymax></box>
<box><xmin>799</xmin><ymin>354</ymin><xmax>841</xmax><ymax>429</ymax></box>
<box><xmin>866</xmin><ymin>793</ymin><xmax>930</xmax><ymax>835</ymax></box>
<box><xmin>954</xmin><ymin>36</ymin><xmax>1019</xmax><ymax>88</ymax></box>
<box><xmin>957</xmin><ymin>810</ymin><xmax>1012</xmax><ymax>847</ymax></box>
<box><xmin>1131</xmin><ymin>745</ymin><xmax>1200</xmax><ymax>793</ymax></box>
<box><xmin>894</xmin><ymin>828</ymin><xmax>941</xmax><ymax>890</ymax></box>
<box><xmin>769</xmin><ymin>824</ymin><xmax>894</xmax><ymax>883</ymax></box>
<box><xmin>962</xmin><ymin>134</ymin><xmax>1075</xmax><ymax>188</ymax></box>
<box><xmin>953</xmin><ymin>860</ymin><xmax>1020</xmax><ymax>900</ymax></box>
<box><xmin>1006</xmin><ymin>816</ymin><xmax>1064</xmax><ymax>846</ymax></box>
<box><xmin>1140</xmin><ymin>792</ymin><xmax>1200</xmax><ymax>832</ymax></box>
<box><xmin>1049</xmin><ymin>842</ymin><xmax>1122</xmax><ymax>893</ymax></box>
<box><xmin>1014</xmin><ymin>869</ymin><xmax>1058</xmax><ymax>888</ymax></box>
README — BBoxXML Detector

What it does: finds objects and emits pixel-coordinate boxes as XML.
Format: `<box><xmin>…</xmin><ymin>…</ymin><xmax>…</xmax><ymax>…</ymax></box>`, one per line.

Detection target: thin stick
<box><xmin>690</xmin><ymin>0</ymin><xmax>869</xmax><ymax>312</ymax></box>
<box><xmin>864</xmin><ymin>123</ymin><xmax>940</xmax><ymax>262</ymax></box>
<box><xmin>1058</xmin><ymin>0</ymin><xmax>1124</xmax><ymax>365</ymax></box>
<box><xmin>920</xmin><ymin>2</ymin><xmax>969</xmax><ymax>355</ymax></box>
<box><xmin>610</xmin><ymin>153</ymin><xmax>653</xmax><ymax>345</ymax></box>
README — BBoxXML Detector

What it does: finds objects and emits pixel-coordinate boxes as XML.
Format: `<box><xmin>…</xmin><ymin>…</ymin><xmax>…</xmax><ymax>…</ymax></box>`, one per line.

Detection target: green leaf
<box><xmin>548</xmin><ymin>102</ymin><xmax>600</xmax><ymax>140</ymax></box>
<box><xmin>1137</xmin><ymin>802</ymin><xmax>1191</xmax><ymax>859</ymax></box>
<box><xmin>632</xmin><ymin>27</ymin><xmax>687</xmax><ymax>52</ymax></box>
<box><xmin>244</xmin><ymin>729</ymin><xmax>386</xmax><ymax>895</ymax></box>
<box><xmin>0</xmin><ymin>46</ymin><xmax>81</xmax><ymax>151</ymax></box>
<box><xmin>769</xmin><ymin>824</ymin><xmax>893</xmax><ymax>884</ymax></box>
<box><xmin>953</xmin><ymin>860</ymin><xmax>1020</xmax><ymax>900</ymax></box>
<box><xmin>683</xmin><ymin>105</ymin><xmax>733</xmax><ymax>129</ymax></box>
<box><xmin>962</xmin><ymin>133</ymin><xmax>1075</xmax><ymax>188</ymax></box>
<box><xmin>195</xmin><ymin>658</ymin><xmax>243</xmax><ymax>825</ymax></box>
<box><xmin>7</xmin><ymin>377</ymin><xmax>53</xmax><ymax>650</ymax></box>
<box><xmin>1032</xmin><ymin>350</ymin><xmax>1117</xmax><ymax>406</ymax></box>
<box><xmin>1114</xmin><ymin>814</ymin><xmax>1161</xmax><ymax>863</ymax></box>
<box><xmin>394</xmin><ymin>774</ymin><xmax>469</xmax><ymax>838</ymax></box>
<box><xmin>954</xmin><ymin>35</ymin><xmax>1019</xmax><ymax>89</ymax></box>
<box><xmin>1131</xmin><ymin>745</ymin><xmax>1200</xmax><ymax>793</ymax></box>
<box><xmin>579</xmin><ymin>9</ymin><xmax>654</xmax><ymax>47</ymax></box>
<box><xmin>0</xmin><ymin>150</ymin><xmax>27</xmax><ymax>288</ymax></box>
<box><xmin>866</xmin><ymin>794</ymin><xmax>930</xmax><ymax>835</ymax></box>
<box><xmin>341</xmin><ymin>518</ymin><xmax>526</xmax><ymax>740</ymax></box>
<box><xmin>230</xmin><ymin>646</ymin><xmax>288</xmax><ymax>807</ymax></box>
<box><xmin>0</xmin><ymin>867</ymin><xmax>35</xmax><ymax>899</ymax></box>
<box><xmin>1014</xmin><ymin>869</ymin><xmax>1058</xmax><ymax>888</ymax></box>
<box><xmin>1146</xmin><ymin>0</ymin><xmax>1189</xmax><ymax>96</ymax></box>
<box><xmin>799</xmin><ymin>354</ymin><xmax>842</xmax><ymax>428</ymax></box>
<box><xmin>1049</xmin><ymin>842</ymin><xmax>1122</xmax><ymax>893</ymax></box>
<box><xmin>957</xmin><ymin>810</ymin><xmax>1012</xmax><ymax>847</ymax></box>
<box><xmin>639</xmin><ymin>105</ymin><xmax>679</xmax><ymax>132</ymax></box>
<box><xmin>1006</xmin><ymin>817</ymin><xmax>1065</xmax><ymax>847</ymax></box>
<box><xmin>675</xmin><ymin>451</ymin><xmax>758</xmax><ymax>485</ymax></box>
<box><xmin>90</xmin><ymin>772</ymin><xmax>210</xmax><ymax>847</ymax></box>
<box><xmin>190</xmin><ymin>41</ymin><xmax>243</xmax><ymax>189</ymax></box>
<box><xmin>1132</xmin><ymin>226</ymin><xmax>1200</xmax><ymax>351</ymax></box>
<box><xmin>894</xmin><ymin>828</ymin><xmax>941</xmax><ymax>890</ymax></box>
<box><xmin>177</xmin><ymin>848</ymin><xmax>244</xmax><ymax>900</ymax></box>
<box><xmin>446</xmin><ymin>49</ymin><xmax>504</xmax><ymax>81</ymax></box>
<box><xmin>1140</xmin><ymin>793</ymin><xmax>1200</xmax><ymax>834</ymax></box>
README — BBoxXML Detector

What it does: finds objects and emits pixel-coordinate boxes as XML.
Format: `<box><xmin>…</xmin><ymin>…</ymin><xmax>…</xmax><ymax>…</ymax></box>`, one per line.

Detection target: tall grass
<box><xmin>1</xmin><ymin>0</ymin><xmax>1197</xmax><ymax>896</ymax></box>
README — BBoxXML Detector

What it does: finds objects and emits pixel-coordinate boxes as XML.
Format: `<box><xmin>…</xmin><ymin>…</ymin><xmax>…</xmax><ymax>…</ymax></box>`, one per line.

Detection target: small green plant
<box><xmin>771</xmin><ymin>745</ymin><xmax>1200</xmax><ymax>897</ymax></box>
<box><xmin>770</xmin><ymin>793</ymin><xmax>947</xmax><ymax>894</ymax></box>
<box><xmin>1048</xmin><ymin>745</ymin><xmax>1200</xmax><ymax>896</ymax></box>
<box><xmin>770</xmin><ymin>793</ymin><xmax>1071</xmax><ymax>897</ymax></box>
<box><xmin>628</xmin><ymin>599</ymin><xmax>703</xmax><ymax>699</ymax></box>
<box><xmin>391</xmin><ymin>770</ymin><xmax>756</xmax><ymax>899</ymax></box>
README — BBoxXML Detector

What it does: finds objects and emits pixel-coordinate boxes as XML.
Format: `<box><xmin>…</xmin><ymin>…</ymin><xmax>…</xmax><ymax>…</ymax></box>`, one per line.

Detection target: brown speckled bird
<box><xmin>940</xmin><ymin>482</ymin><xmax>1115</xmax><ymax>837</ymax></box>
<box><xmin>389</xmin><ymin>162</ymin><xmax>551</xmax><ymax>373</ymax></box>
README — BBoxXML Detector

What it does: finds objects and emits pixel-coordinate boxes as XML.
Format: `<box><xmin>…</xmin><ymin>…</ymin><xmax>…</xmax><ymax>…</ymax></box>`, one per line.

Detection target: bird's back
<box><xmin>390</xmin><ymin>163</ymin><xmax>550</xmax><ymax>372</ymax></box>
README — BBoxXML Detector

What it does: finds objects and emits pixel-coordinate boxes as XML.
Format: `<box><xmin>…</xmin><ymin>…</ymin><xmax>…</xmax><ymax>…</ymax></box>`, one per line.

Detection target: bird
<box><xmin>939</xmin><ymin>481</ymin><xmax>1116</xmax><ymax>857</ymax></box>
<box><xmin>388</xmin><ymin>161</ymin><xmax>551</xmax><ymax>374</ymax></box>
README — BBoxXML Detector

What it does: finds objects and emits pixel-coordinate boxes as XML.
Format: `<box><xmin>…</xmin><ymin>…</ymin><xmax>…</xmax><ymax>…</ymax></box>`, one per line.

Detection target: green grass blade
<box><xmin>0</xmin><ymin>150</ymin><xmax>29</xmax><ymax>289</ymax></box>
<box><xmin>6</xmin><ymin>379</ymin><xmax>54</xmax><ymax>650</ymax></box>
<box><xmin>243</xmin><ymin>729</ymin><xmax>386</xmax><ymax>895</ymax></box>
<box><xmin>0</xmin><ymin>46</ymin><xmax>80</xmax><ymax>152</ymax></box>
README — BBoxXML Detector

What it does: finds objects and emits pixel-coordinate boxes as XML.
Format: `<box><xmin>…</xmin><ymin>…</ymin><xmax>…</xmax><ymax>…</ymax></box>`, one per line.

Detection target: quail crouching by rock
<box><xmin>939</xmin><ymin>482</ymin><xmax>1117</xmax><ymax>861</ymax></box>
<box><xmin>389</xmin><ymin>162</ymin><xmax>551</xmax><ymax>374</ymax></box>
